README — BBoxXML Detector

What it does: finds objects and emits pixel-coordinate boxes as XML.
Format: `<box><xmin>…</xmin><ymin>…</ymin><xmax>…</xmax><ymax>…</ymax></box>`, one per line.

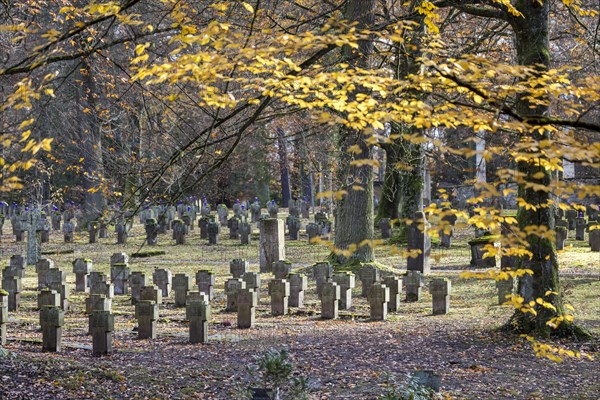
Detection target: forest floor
<box><xmin>0</xmin><ymin>213</ymin><xmax>599</xmax><ymax>399</ymax></box>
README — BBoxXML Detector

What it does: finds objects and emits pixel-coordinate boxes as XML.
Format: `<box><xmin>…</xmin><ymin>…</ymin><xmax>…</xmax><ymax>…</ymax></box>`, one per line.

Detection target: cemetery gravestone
<box><xmin>407</xmin><ymin>212</ymin><xmax>431</xmax><ymax>274</ymax></box>
<box><xmin>405</xmin><ymin>271</ymin><xmax>424</xmax><ymax>302</ymax></box>
<box><xmin>288</xmin><ymin>273</ymin><xmax>307</xmax><ymax>308</ymax></box>
<box><xmin>430</xmin><ymin>278</ymin><xmax>451</xmax><ymax>315</ymax></box>
<box><xmin>238</xmin><ymin>288</ymin><xmax>258</xmax><ymax>329</ymax></box>
<box><xmin>72</xmin><ymin>258</ymin><xmax>93</xmax><ymax>292</ymax></box>
<box><xmin>37</xmin><ymin>289</ymin><xmax>60</xmax><ymax>313</ymax></box>
<box><xmin>173</xmin><ymin>220</ymin><xmax>188</xmax><ymax>245</ymax></box>
<box><xmin>36</xmin><ymin>258</ymin><xmax>55</xmax><ymax>290</ymax></box>
<box><xmin>333</xmin><ymin>272</ymin><xmax>355</xmax><ymax>310</ymax></box>
<box><xmin>196</xmin><ymin>270</ymin><xmax>215</xmax><ymax>300</ymax></box>
<box><xmin>359</xmin><ymin>265</ymin><xmax>380</xmax><ymax>297</ymax></box>
<box><xmin>207</xmin><ymin>221</ymin><xmax>220</xmax><ymax>244</ymax></box>
<box><xmin>320</xmin><ymin>281</ymin><xmax>340</xmax><ymax>319</ymax></box>
<box><xmin>230</xmin><ymin>259</ymin><xmax>249</xmax><ymax>279</ymax></box>
<box><xmin>575</xmin><ymin>217</ymin><xmax>587</xmax><ymax>241</ymax></box>
<box><xmin>2</xmin><ymin>267</ymin><xmax>22</xmax><ymax>311</ymax></box>
<box><xmin>384</xmin><ymin>276</ymin><xmax>402</xmax><ymax>312</ymax></box>
<box><xmin>225</xmin><ymin>278</ymin><xmax>245</xmax><ymax>312</ymax></box>
<box><xmin>268</xmin><ymin>279</ymin><xmax>290</xmax><ymax>316</ymax></box>
<box><xmin>140</xmin><ymin>285</ymin><xmax>163</xmax><ymax>305</ymax></box>
<box><xmin>111</xmin><ymin>264</ymin><xmax>130</xmax><ymax>295</ymax></box>
<box><xmin>240</xmin><ymin>221</ymin><xmax>252</xmax><ymax>244</ymax></box>
<box><xmin>0</xmin><ymin>293</ymin><xmax>7</xmax><ymax>345</ymax></box>
<box><xmin>286</xmin><ymin>215</ymin><xmax>301</xmax><ymax>240</ymax></box>
<box><xmin>153</xmin><ymin>268</ymin><xmax>172</xmax><ymax>297</ymax></box>
<box><xmin>145</xmin><ymin>218</ymin><xmax>159</xmax><ymax>245</ymax></box>
<box><xmin>368</xmin><ymin>283</ymin><xmax>390</xmax><ymax>321</ymax></box>
<box><xmin>440</xmin><ymin>209</ymin><xmax>458</xmax><ymax>248</ymax></box>
<box><xmin>259</xmin><ymin>219</ymin><xmax>285</xmax><ymax>273</ymax></box>
<box><xmin>130</xmin><ymin>272</ymin><xmax>147</xmax><ymax>304</ymax></box>
<box><xmin>272</xmin><ymin>260</ymin><xmax>292</xmax><ymax>279</ymax></box>
<box><xmin>47</xmin><ymin>268</ymin><xmax>69</xmax><ymax>311</ymax></box>
<box><xmin>135</xmin><ymin>300</ymin><xmax>159</xmax><ymax>339</ymax></box>
<box><xmin>40</xmin><ymin>305</ymin><xmax>64</xmax><ymax>352</ymax></box>
<box><xmin>306</xmin><ymin>222</ymin><xmax>320</xmax><ymax>244</ymax></box>
<box><xmin>590</xmin><ymin>227</ymin><xmax>600</xmax><ymax>252</ymax></box>
<box><xmin>313</xmin><ymin>262</ymin><xmax>333</xmax><ymax>296</ymax></box>
<box><xmin>380</xmin><ymin>218</ymin><xmax>391</xmax><ymax>239</ymax></box>
<box><xmin>63</xmin><ymin>220</ymin><xmax>74</xmax><ymax>243</ymax></box>
<box><xmin>173</xmin><ymin>273</ymin><xmax>193</xmax><ymax>307</ymax></box>
<box><xmin>90</xmin><ymin>310</ymin><xmax>114</xmax><ymax>356</ymax></box>
<box><xmin>188</xmin><ymin>299</ymin><xmax>210</xmax><ymax>344</ymax></box>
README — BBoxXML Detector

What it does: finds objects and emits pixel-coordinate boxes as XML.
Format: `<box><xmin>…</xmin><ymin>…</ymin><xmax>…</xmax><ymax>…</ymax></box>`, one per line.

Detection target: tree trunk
<box><xmin>276</xmin><ymin>127</ymin><xmax>291</xmax><ymax>208</ymax></box>
<box><xmin>78</xmin><ymin>59</ymin><xmax>107</xmax><ymax>224</ymax></box>
<box><xmin>376</xmin><ymin>124</ymin><xmax>424</xmax><ymax>240</ymax></box>
<box><xmin>508</xmin><ymin>0</ymin><xmax>586</xmax><ymax>338</ymax></box>
<box><xmin>333</xmin><ymin>0</ymin><xmax>377</xmax><ymax>265</ymax></box>
<box><xmin>376</xmin><ymin>3</ymin><xmax>425</xmax><ymax>236</ymax></box>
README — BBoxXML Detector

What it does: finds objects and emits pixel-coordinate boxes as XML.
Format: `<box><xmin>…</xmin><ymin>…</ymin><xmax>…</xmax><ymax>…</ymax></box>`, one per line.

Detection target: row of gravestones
<box><xmin>0</xmin><ymin>256</ymin><xmax>452</xmax><ymax>356</ymax></box>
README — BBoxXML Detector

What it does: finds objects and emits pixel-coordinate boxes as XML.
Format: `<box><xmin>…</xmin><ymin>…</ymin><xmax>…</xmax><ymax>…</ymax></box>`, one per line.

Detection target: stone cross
<box><xmin>384</xmin><ymin>276</ymin><xmax>402</xmax><ymax>312</ymax></box>
<box><xmin>135</xmin><ymin>300</ymin><xmax>159</xmax><ymax>339</ymax></box>
<box><xmin>9</xmin><ymin>255</ymin><xmax>26</xmax><ymax>278</ymax></box>
<box><xmin>368</xmin><ymin>283</ymin><xmax>389</xmax><ymax>321</ymax></box>
<box><xmin>195</xmin><ymin>270</ymin><xmax>215</xmax><ymax>300</ymax></box>
<box><xmin>440</xmin><ymin>209</ymin><xmax>457</xmax><ymax>247</ymax></box>
<box><xmin>185</xmin><ymin>291</ymin><xmax>208</xmax><ymax>320</ymax></box>
<box><xmin>40</xmin><ymin>305</ymin><xmax>64</xmax><ymax>352</ymax></box>
<box><xmin>243</xmin><ymin>272</ymin><xmax>261</xmax><ymax>295</ymax></box>
<box><xmin>37</xmin><ymin>289</ymin><xmax>60</xmax><ymax>314</ymax></box>
<box><xmin>39</xmin><ymin>213</ymin><xmax>50</xmax><ymax>243</ymax></box>
<box><xmin>272</xmin><ymin>260</ymin><xmax>292</xmax><ymax>279</ymax></box>
<box><xmin>565</xmin><ymin>210</ymin><xmax>577</xmax><ymax>230</ymax></box>
<box><xmin>88</xmin><ymin>220</ymin><xmax>98</xmax><ymax>244</ymax></box>
<box><xmin>333</xmin><ymin>272</ymin><xmax>355</xmax><ymax>310</ymax></box>
<box><xmin>90</xmin><ymin>310</ymin><xmax>114</xmax><ymax>357</ymax></box>
<box><xmin>430</xmin><ymin>278</ymin><xmax>451</xmax><ymax>315</ymax></box>
<box><xmin>407</xmin><ymin>211</ymin><xmax>431</xmax><ymax>274</ymax></box>
<box><xmin>72</xmin><ymin>258</ymin><xmax>92</xmax><ymax>292</ymax></box>
<box><xmin>228</xmin><ymin>216</ymin><xmax>241</xmax><ymax>239</ymax></box>
<box><xmin>35</xmin><ymin>258</ymin><xmax>55</xmax><ymax>290</ymax></box>
<box><xmin>313</xmin><ymin>262</ymin><xmax>333</xmax><ymax>296</ymax></box>
<box><xmin>173</xmin><ymin>273</ymin><xmax>193</xmax><ymax>307</ymax></box>
<box><xmin>130</xmin><ymin>272</ymin><xmax>147</xmax><ymax>304</ymax></box>
<box><xmin>405</xmin><ymin>271</ymin><xmax>423</xmax><ymax>302</ymax></box>
<box><xmin>225</xmin><ymin>278</ymin><xmax>246</xmax><ymax>312</ymax></box>
<box><xmin>199</xmin><ymin>216</ymin><xmax>211</xmax><ymax>239</ymax></box>
<box><xmin>590</xmin><ymin>227</ymin><xmax>600</xmax><ymax>252</ymax></box>
<box><xmin>187</xmin><ymin>299</ymin><xmax>211</xmax><ymax>344</ymax></box>
<box><xmin>380</xmin><ymin>218</ymin><xmax>391</xmax><ymax>239</ymax></box>
<box><xmin>286</xmin><ymin>215</ymin><xmax>301</xmax><ymax>240</ymax></box>
<box><xmin>173</xmin><ymin>219</ymin><xmax>188</xmax><ymax>245</ymax></box>
<box><xmin>145</xmin><ymin>218</ymin><xmax>159</xmax><ymax>245</ymax></box>
<box><xmin>116</xmin><ymin>220</ymin><xmax>127</xmax><ymax>244</ymax></box>
<box><xmin>207</xmin><ymin>221</ymin><xmax>220</xmax><ymax>244</ymax></box>
<box><xmin>240</xmin><ymin>221</ymin><xmax>252</xmax><ymax>244</ymax></box>
<box><xmin>306</xmin><ymin>222</ymin><xmax>320</xmax><ymax>244</ymax></box>
<box><xmin>259</xmin><ymin>219</ymin><xmax>285</xmax><ymax>273</ymax></box>
<box><xmin>359</xmin><ymin>265</ymin><xmax>380</xmax><ymax>297</ymax></box>
<box><xmin>47</xmin><ymin>268</ymin><xmax>69</xmax><ymax>311</ymax></box>
<box><xmin>288</xmin><ymin>273</ymin><xmax>307</xmax><ymax>308</ymax></box>
<box><xmin>111</xmin><ymin>264</ymin><xmax>130</xmax><ymax>296</ymax></box>
<box><xmin>320</xmin><ymin>281</ymin><xmax>340</xmax><ymax>319</ymax></box>
<box><xmin>0</xmin><ymin>293</ymin><xmax>7</xmax><ymax>345</ymax></box>
<box><xmin>496</xmin><ymin>277</ymin><xmax>515</xmax><ymax>305</ymax></box>
<box><xmin>268</xmin><ymin>279</ymin><xmax>290</xmax><ymax>316</ymax></box>
<box><xmin>86</xmin><ymin>294</ymin><xmax>112</xmax><ymax>335</ymax></box>
<box><xmin>230</xmin><ymin>259</ymin><xmax>249</xmax><ymax>279</ymax></box>
<box><xmin>217</xmin><ymin>204</ymin><xmax>228</xmax><ymax>226</ymax></box>
<box><xmin>152</xmin><ymin>268</ymin><xmax>172</xmax><ymax>297</ymax></box>
<box><xmin>575</xmin><ymin>217</ymin><xmax>587</xmax><ymax>241</ymax></box>
<box><xmin>140</xmin><ymin>285</ymin><xmax>162</xmax><ymax>304</ymax></box>
<box><xmin>555</xmin><ymin>227</ymin><xmax>567</xmax><ymax>251</ymax></box>
<box><xmin>2</xmin><ymin>266</ymin><xmax>22</xmax><ymax>311</ymax></box>
<box><xmin>237</xmin><ymin>288</ymin><xmax>258</xmax><ymax>329</ymax></box>
<box><xmin>26</xmin><ymin>209</ymin><xmax>42</xmax><ymax>266</ymax></box>
<box><xmin>99</xmin><ymin>219</ymin><xmax>109</xmax><ymax>238</ymax></box>
<box><xmin>62</xmin><ymin>220</ymin><xmax>74</xmax><ymax>243</ymax></box>
<box><xmin>468</xmin><ymin>236</ymin><xmax>497</xmax><ymax>268</ymax></box>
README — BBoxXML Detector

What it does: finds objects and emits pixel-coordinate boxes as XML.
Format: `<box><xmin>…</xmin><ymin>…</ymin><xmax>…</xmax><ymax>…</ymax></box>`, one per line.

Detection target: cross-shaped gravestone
<box><xmin>384</xmin><ymin>276</ymin><xmax>402</xmax><ymax>312</ymax></box>
<box><xmin>135</xmin><ymin>300</ymin><xmax>158</xmax><ymax>339</ymax></box>
<box><xmin>173</xmin><ymin>273</ymin><xmax>192</xmax><ymax>308</ymax></box>
<box><xmin>333</xmin><ymin>272</ymin><xmax>355</xmax><ymax>310</ymax></box>
<box><xmin>359</xmin><ymin>265</ymin><xmax>380</xmax><ymax>298</ymax></box>
<box><xmin>40</xmin><ymin>305</ymin><xmax>64</xmax><ymax>352</ymax></box>
<box><xmin>268</xmin><ymin>279</ymin><xmax>290</xmax><ymax>316</ymax></box>
<box><xmin>237</xmin><ymin>288</ymin><xmax>257</xmax><ymax>329</ymax></box>
<box><xmin>230</xmin><ymin>259</ymin><xmax>249</xmax><ymax>279</ymax></box>
<box><xmin>288</xmin><ymin>273</ymin><xmax>307</xmax><ymax>308</ymax></box>
<box><xmin>368</xmin><ymin>283</ymin><xmax>389</xmax><ymax>321</ymax></box>
<box><xmin>152</xmin><ymin>268</ymin><xmax>172</xmax><ymax>297</ymax></box>
<box><xmin>405</xmin><ymin>271</ymin><xmax>423</xmax><ymax>302</ymax></box>
<box><xmin>187</xmin><ymin>300</ymin><xmax>210</xmax><ymax>344</ymax></box>
<box><xmin>320</xmin><ymin>281</ymin><xmax>340</xmax><ymax>319</ymax></box>
<box><xmin>313</xmin><ymin>262</ymin><xmax>333</xmax><ymax>296</ymax></box>
<box><xmin>91</xmin><ymin>310</ymin><xmax>114</xmax><ymax>356</ymax></box>
<box><xmin>130</xmin><ymin>272</ymin><xmax>147</xmax><ymax>304</ymax></box>
<box><xmin>72</xmin><ymin>258</ymin><xmax>92</xmax><ymax>292</ymax></box>
<box><xmin>272</xmin><ymin>260</ymin><xmax>292</xmax><ymax>280</ymax></box>
<box><xmin>195</xmin><ymin>270</ymin><xmax>215</xmax><ymax>300</ymax></box>
<box><xmin>225</xmin><ymin>278</ymin><xmax>245</xmax><ymax>312</ymax></box>
<box><xmin>430</xmin><ymin>278</ymin><xmax>451</xmax><ymax>315</ymax></box>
